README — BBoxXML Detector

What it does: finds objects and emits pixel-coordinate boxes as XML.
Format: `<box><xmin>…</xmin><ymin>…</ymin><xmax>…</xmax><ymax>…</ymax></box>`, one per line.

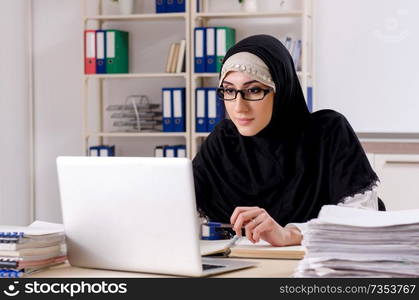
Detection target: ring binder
<box><xmin>0</xmin><ymin>232</ymin><xmax>24</xmax><ymax>243</ymax></box>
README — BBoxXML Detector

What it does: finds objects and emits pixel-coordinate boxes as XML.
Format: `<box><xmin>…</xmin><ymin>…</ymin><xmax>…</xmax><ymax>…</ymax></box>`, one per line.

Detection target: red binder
<box><xmin>84</xmin><ymin>30</ymin><xmax>96</xmax><ymax>74</ymax></box>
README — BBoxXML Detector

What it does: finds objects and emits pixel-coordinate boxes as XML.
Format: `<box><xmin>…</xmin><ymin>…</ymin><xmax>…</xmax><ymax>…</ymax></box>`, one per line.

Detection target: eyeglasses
<box><xmin>216</xmin><ymin>87</ymin><xmax>273</xmax><ymax>101</ymax></box>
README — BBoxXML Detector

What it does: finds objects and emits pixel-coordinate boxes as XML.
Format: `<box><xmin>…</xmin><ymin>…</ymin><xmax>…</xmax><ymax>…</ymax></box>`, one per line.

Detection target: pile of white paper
<box><xmin>295</xmin><ymin>205</ymin><xmax>419</xmax><ymax>277</ymax></box>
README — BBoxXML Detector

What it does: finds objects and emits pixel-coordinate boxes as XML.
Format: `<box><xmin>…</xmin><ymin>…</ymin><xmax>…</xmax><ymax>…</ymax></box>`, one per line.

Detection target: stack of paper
<box><xmin>295</xmin><ymin>205</ymin><xmax>419</xmax><ymax>277</ymax></box>
<box><xmin>0</xmin><ymin>221</ymin><xmax>67</xmax><ymax>278</ymax></box>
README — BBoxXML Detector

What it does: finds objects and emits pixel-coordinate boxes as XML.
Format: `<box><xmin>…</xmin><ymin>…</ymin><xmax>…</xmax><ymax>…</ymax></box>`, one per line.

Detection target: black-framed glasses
<box><xmin>216</xmin><ymin>87</ymin><xmax>273</xmax><ymax>101</ymax></box>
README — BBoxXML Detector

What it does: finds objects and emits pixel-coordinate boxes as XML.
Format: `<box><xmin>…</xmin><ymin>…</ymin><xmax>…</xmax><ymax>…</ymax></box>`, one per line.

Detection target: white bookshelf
<box><xmin>190</xmin><ymin>0</ymin><xmax>314</xmax><ymax>158</ymax></box>
<box><xmin>81</xmin><ymin>0</ymin><xmax>314</xmax><ymax>159</ymax></box>
<box><xmin>81</xmin><ymin>0</ymin><xmax>192</xmax><ymax>157</ymax></box>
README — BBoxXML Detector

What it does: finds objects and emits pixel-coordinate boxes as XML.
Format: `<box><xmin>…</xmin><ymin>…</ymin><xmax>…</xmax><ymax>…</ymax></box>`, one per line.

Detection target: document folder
<box><xmin>106</xmin><ymin>30</ymin><xmax>129</xmax><ymax>73</ymax></box>
<box><xmin>205</xmin><ymin>27</ymin><xmax>217</xmax><ymax>73</ymax></box>
<box><xmin>194</xmin><ymin>27</ymin><xmax>206</xmax><ymax>73</ymax></box>
<box><xmin>216</xmin><ymin>27</ymin><xmax>236</xmax><ymax>73</ymax></box>
<box><xmin>162</xmin><ymin>88</ymin><xmax>173</xmax><ymax>132</ymax></box>
<box><xmin>172</xmin><ymin>88</ymin><xmax>186</xmax><ymax>132</ymax></box>
<box><xmin>207</xmin><ymin>88</ymin><xmax>225</xmax><ymax>132</ymax></box>
<box><xmin>96</xmin><ymin>30</ymin><xmax>106</xmax><ymax>74</ymax></box>
<box><xmin>195</xmin><ymin>88</ymin><xmax>207</xmax><ymax>132</ymax></box>
<box><xmin>156</xmin><ymin>0</ymin><xmax>166</xmax><ymax>13</ymax></box>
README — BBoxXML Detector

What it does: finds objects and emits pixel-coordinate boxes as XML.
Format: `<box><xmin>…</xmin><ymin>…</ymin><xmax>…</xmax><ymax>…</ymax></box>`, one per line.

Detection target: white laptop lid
<box><xmin>56</xmin><ymin>156</ymin><xmax>203</xmax><ymax>276</ymax></box>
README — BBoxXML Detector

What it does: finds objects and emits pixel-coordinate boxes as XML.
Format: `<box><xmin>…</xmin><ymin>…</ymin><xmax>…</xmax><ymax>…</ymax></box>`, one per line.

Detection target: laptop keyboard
<box><xmin>202</xmin><ymin>264</ymin><xmax>225</xmax><ymax>270</ymax></box>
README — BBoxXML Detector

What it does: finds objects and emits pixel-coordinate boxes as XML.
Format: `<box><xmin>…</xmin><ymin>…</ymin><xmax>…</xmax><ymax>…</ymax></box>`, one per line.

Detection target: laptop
<box><xmin>56</xmin><ymin>156</ymin><xmax>256</xmax><ymax>277</ymax></box>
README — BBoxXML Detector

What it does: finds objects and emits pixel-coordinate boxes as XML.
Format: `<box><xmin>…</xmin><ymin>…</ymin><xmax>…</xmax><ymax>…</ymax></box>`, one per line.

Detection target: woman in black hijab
<box><xmin>192</xmin><ymin>34</ymin><xmax>383</xmax><ymax>246</ymax></box>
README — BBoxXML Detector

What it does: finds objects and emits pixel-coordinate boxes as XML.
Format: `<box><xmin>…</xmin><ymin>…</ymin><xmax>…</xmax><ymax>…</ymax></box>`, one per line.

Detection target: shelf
<box><xmin>87</xmin><ymin>132</ymin><xmax>188</xmax><ymax>138</ymax></box>
<box><xmin>85</xmin><ymin>13</ymin><xmax>186</xmax><ymax>21</ymax></box>
<box><xmin>194</xmin><ymin>11</ymin><xmax>304</xmax><ymax>19</ymax></box>
<box><xmin>84</xmin><ymin>73</ymin><xmax>187</xmax><ymax>79</ymax></box>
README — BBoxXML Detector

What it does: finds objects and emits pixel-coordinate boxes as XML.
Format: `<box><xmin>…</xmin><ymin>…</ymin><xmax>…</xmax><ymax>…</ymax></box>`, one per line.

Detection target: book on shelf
<box><xmin>170</xmin><ymin>42</ymin><xmax>180</xmax><ymax>73</ymax></box>
<box><xmin>200</xmin><ymin>237</ymin><xmax>306</xmax><ymax>259</ymax></box>
<box><xmin>165</xmin><ymin>42</ymin><xmax>176</xmax><ymax>73</ymax></box>
<box><xmin>176</xmin><ymin>39</ymin><xmax>186</xmax><ymax>73</ymax></box>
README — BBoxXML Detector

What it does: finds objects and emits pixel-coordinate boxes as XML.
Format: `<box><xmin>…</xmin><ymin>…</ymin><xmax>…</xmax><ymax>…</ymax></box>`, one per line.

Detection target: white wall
<box><xmin>314</xmin><ymin>0</ymin><xmax>419</xmax><ymax>133</ymax></box>
<box><xmin>32</xmin><ymin>0</ymin><xmax>83</xmax><ymax>222</ymax></box>
<box><xmin>0</xmin><ymin>0</ymin><xmax>31</xmax><ymax>225</ymax></box>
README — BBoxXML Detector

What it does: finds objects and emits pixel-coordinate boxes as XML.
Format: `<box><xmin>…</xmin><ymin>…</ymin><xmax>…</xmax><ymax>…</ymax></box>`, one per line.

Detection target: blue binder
<box><xmin>172</xmin><ymin>88</ymin><xmax>186</xmax><ymax>132</ymax></box>
<box><xmin>194</xmin><ymin>27</ymin><xmax>206</xmax><ymax>73</ymax></box>
<box><xmin>98</xmin><ymin>145</ymin><xmax>115</xmax><ymax>156</ymax></box>
<box><xmin>174</xmin><ymin>145</ymin><xmax>186</xmax><ymax>157</ymax></box>
<box><xmin>205</xmin><ymin>27</ymin><xmax>217</xmax><ymax>73</ymax></box>
<box><xmin>173</xmin><ymin>0</ymin><xmax>185</xmax><ymax>12</ymax></box>
<box><xmin>164</xmin><ymin>145</ymin><xmax>175</xmax><ymax>157</ymax></box>
<box><xmin>89</xmin><ymin>146</ymin><xmax>99</xmax><ymax>156</ymax></box>
<box><xmin>195</xmin><ymin>88</ymin><xmax>207</xmax><ymax>132</ymax></box>
<box><xmin>166</xmin><ymin>0</ymin><xmax>175</xmax><ymax>12</ymax></box>
<box><xmin>156</xmin><ymin>0</ymin><xmax>166</xmax><ymax>13</ymax></box>
<box><xmin>96</xmin><ymin>30</ymin><xmax>107</xmax><ymax>74</ymax></box>
<box><xmin>154</xmin><ymin>145</ymin><xmax>164</xmax><ymax>157</ymax></box>
<box><xmin>206</xmin><ymin>88</ymin><xmax>225</xmax><ymax>132</ymax></box>
<box><xmin>162</xmin><ymin>88</ymin><xmax>173</xmax><ymax>132</ymax></box>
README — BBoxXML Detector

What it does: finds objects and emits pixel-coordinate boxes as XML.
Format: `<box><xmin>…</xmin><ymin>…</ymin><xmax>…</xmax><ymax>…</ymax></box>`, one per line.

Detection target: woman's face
<box><xmin>222</xmin><ymin>71</ymin><xmax>275</xmax><ymax>136</ymax></box>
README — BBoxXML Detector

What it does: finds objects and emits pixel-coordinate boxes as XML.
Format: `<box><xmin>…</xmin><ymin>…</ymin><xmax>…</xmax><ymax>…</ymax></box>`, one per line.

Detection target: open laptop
<box><xmin>56</xmin><ymin>156</ymin><xmax>256</xmax><ymax>277</ymax></box>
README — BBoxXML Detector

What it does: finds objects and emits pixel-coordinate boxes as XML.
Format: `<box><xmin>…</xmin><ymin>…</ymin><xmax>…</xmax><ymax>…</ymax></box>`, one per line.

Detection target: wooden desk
<box><xmin>29</xmin><ymin>259</ymin><xmax>300</xmax><ymax>278</ymax></box>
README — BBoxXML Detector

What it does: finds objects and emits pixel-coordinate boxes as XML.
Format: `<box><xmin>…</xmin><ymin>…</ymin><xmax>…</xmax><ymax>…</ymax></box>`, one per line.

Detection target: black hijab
<box><xmin>192</xmin><ymin>34</ymin><xmax>379</xmax><ymax>226</ymax></box>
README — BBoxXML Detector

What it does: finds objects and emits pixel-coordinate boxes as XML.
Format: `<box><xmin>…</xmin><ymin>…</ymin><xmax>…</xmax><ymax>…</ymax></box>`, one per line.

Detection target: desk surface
<box><xmin>30</xmin><ymin>258</ymin><xmax>300</xmax><ymax>278</ymax></box>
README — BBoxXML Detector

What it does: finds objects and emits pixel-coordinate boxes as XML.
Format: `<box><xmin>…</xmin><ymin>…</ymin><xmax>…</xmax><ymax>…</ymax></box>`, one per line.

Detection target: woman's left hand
<box><xmin>230</xmin><ymin>206</ymin><xmax>302</xmax><ymax>246</ymax></box>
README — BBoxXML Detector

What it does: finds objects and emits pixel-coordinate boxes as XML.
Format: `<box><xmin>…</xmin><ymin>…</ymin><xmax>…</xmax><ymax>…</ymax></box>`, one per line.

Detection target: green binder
<box><xmin>106</xmin><ymin>30</ymin><xmax>129</xmax><ymax>73</ymax></box>
<box><xmin>216</xmin><ymin>27</ymin><xmax>236</xmax><ymax>73</ymax></box>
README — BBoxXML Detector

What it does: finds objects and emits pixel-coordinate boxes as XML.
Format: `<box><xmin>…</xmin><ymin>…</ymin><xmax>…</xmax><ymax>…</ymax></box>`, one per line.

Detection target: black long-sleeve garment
<box><xmin>192</xmin><ymin>35</ymin><xmax>380</xmax><ymax>225</ymax></box>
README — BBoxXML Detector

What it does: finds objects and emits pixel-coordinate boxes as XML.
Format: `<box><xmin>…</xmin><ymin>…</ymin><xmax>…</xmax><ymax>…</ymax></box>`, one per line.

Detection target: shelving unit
<box><xmin>81</xmin><ymin>0</ymin><xmax>192</xmax><ymax>157</ymax></box>
<box><xmin>190</xmin><ymin>0</ymin><xmax>314</xmax><ymax>158</ymax></box>
<box><xmin>81</xmin><ymin>0</ymin><xmax>313</xmax><ymax>159</ymax></box>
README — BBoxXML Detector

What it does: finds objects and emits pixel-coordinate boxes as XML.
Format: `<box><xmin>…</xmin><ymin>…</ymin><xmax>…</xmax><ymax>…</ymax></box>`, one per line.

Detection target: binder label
<box><xmin>96</xmin><ymin>32</ymin><xmax>105</xmax><ymax>59</ymax></box>
<box><xmin>107</xmin><ymin>31</ymin><xmax>115</xmax><ymax>58</ymax></box>
<box><xmin>163</xmin><ymin>90</ymin><xmax>171</xmax><ymax>118</ymax></box>
<box><xmin>196</xmin><ymin>30</ymin><xmax>204</xmax><ymax>57</ymax></box>
<box><xmin>217</xmin><ymin>29</ymin><xmax>227</xmax><ymax>56</ymax></box>
<box><xmin>86</xmin><ymin>32</ymin><xmax>95</xmax><ymax>58</ymax></box>
<box><xmin>173</xmin><ymin>90</ymin><xmax>182</xmax><ymax>118</ymax></box>
<box><xmin>207</xmin><ymin>90</ymin><xmax>217</xmax><ymax>118</ymax></box>
<box><xmin>197</xmin><ymin>90</ymin><xmax>205</xmax><ymax>118</ymax></box>
<box><xmin>207</xmin><ymin>28</ymin><xmax>215</xmax><ymax>56</ymax></box>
